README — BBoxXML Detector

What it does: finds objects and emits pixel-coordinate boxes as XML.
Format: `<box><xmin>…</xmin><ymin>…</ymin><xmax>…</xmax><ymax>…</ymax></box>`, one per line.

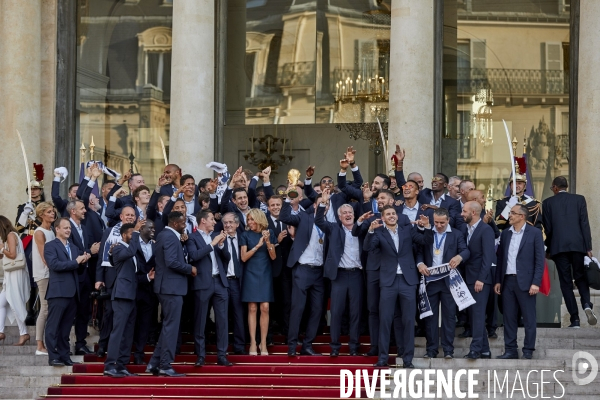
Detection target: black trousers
<box><xmin>97</xmin><ymin>296</ymin><xmax>113</xmax><ymax>350</ymax></box>
<box><xmin>467</xmin><ymin>283</ymin><xmax>491</xmax><ymax>354</ymax></box>
<box><xmin>149</xmin><ymin>294</ymin><xmax>183</xmax><ymax>370</ymax></box>
<box><xmin>194</xmin><ymin>277</ymin><xmax>229</xmax><ymax>358</ymax></box>
<box><xmin>133</xmin><ymin>291</ymin><xmax>157</xmax><ymax>357</ymax></box>
<box><xmin>46</xmin><ymin>296</ymin><xmax>77</xmax><ymax>363</ymax></box>
<box><xmin>424</xmin><ymin>279</ymin><xmax>456</xmax><ymax>355</ymax></box>
<box><xmin>365</xmin><ymin>269</ymin><xmax>380</xmax><ymax>351</ymax></box>
<box><xmin>105</xmin><ymin>298</ymin><xmax>136</xmax><ymax>370</ymax></box>
<box><xmin>501</xmin><ymin>276</ymin><xmax>537</xmax><ymax>354</ymax></box>
<box><xmin>75</xmin><ymin>273</ymin><xmax>92</xmax><ymax>350</ymax></box>
<box><xmin>553</xmin><ymin>251</ymin><xmax>591</xmax><ymax>322</ymax></box>
<box><xmin>287</xmin><ymin>264</ymin><xmax>324</xmax><ymax>349</ymax></box>
<box><xmin>330</xmin><ymin>269</ymin><xmax>364</xmax><ymax>352</ymax></box>
<box><xmin>227</xmin><ymin>278</ymin><xmax>245</xmax><ymax>352</ymax></box>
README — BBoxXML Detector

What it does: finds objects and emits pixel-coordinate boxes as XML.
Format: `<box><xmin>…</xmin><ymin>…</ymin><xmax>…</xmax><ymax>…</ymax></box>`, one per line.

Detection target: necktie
<box><xmin>467</xmin><ymin>225</ymin><xmax>474</xmax><ymax>244</ymax></box>
<box><xmin>182</xmin><ymin>242</ymin><xmax>188</xmax><ymax>262</ymax></box>
<box><xmin>66</xmin><ymin>243</ymin><xmax>72</xmax><ymax>260</ymax></box>
<box><xmin>229</xmin><ymin>236</ymin><xmax>241</xmax><ymax>277</ymax></box>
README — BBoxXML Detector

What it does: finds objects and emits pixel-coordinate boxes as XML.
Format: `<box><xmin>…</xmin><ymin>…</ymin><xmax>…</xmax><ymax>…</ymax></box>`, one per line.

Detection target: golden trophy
<box><xmin>286</xmin><ymin>169</ymin><xmax>301</xmax><ymax>199</ymax></box>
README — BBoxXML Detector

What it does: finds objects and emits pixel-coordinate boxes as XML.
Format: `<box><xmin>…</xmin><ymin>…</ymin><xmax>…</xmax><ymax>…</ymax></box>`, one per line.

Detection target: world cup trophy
<box><xmin>286</xmin><ymin>169</ymin><xmax>301</xmax><ymax>199</ymax></box>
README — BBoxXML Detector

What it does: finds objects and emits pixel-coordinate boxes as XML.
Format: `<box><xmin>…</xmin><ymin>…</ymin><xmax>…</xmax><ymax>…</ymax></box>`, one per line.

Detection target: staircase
<box><xmin>31</xmin><ymin>326</ymin><xmax>599</xmax><ymax>400</ymax></box>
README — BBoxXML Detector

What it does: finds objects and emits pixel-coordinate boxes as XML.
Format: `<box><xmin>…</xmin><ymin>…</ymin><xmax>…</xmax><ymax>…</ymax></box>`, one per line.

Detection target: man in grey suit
<box><xmin>146</xmin><ymin>212</ymin><xmax>197</xmax><ymax>377</ymax></box>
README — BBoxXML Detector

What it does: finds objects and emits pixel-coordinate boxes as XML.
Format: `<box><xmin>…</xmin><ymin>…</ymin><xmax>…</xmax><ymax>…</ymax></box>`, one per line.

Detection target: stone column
<box><xmin>0</xmin><ymin>0</ymin><xmax>42</xmax><ymax>221</ymax></box>
<box><xmin>169</xmin><ymin>0</ymin><xmax>215</xmax><ymax>178</ymax></box>
<box><xmin>387</xmin><ymin>0</ymin><xmax>434</xmax><ymax>178</ymax></box>
<box><xmin>578</xmin><ymin>0</ymin><xmax>600</xmax><ymax>249</ymax></box>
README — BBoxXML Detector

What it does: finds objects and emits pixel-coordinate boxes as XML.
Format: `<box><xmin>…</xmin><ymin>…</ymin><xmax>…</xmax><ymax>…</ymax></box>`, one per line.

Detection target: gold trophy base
<box><xmin>286</xmin><ymin>187</ymin><xmax>299</xmax><ymax>199</ymax></box>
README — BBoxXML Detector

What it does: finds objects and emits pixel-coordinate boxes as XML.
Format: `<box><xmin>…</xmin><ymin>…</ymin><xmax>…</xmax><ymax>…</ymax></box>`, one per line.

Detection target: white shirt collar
<box><xmin>69</xmin><ymin>218</ymin><xmax>81</xmax><ymax>229</ymax></box>
<box><xmin>165</xmin><ymin>226</ymin><xmax>181</xmax><ymax>240</ymax></box>
<box><xmin>509</xmin><ymin>224</ymin><xmax>526</xmax><ymax>234</ymax></box>
<box><xmin>435</xmin><ymin>225</ymin><xmax>452</xmax><ymax>234</ymax></box>
<box><xmin>404</xmin><ymin>201</ymin><xmax>419</xmax><ymax>210</ymax></box>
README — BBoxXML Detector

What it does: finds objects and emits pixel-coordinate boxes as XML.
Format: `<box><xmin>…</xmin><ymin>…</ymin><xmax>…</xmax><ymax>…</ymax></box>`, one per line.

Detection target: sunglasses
<box><xmin>431</xmin><ymin>177</ymin><xmax>444</xmax><ymax>182</ymax></box>
<box><xmin>509</xmin><ymin>211</ymin><xmax>525</xmax><ymax>216</ymax></box>
<box><xmin>402</xmin><ymin>184</ymin><xmax>417</xmax><ymax>190</ymax></box>
<box><xmin>321</xmin><ymin>179</ymin><xmax>334</xmax><ymax>184</ymax></box>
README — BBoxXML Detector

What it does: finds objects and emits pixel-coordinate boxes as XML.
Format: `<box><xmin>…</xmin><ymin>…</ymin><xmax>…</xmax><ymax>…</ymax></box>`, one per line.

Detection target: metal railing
<box><xmin>457</xmin><ymin>68</ymin><xmax>569</xmax><ymax>95</ymax></box>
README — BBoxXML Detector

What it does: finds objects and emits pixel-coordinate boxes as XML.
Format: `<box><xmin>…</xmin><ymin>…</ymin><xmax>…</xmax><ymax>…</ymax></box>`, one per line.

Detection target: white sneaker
<box><xmin>35</xmin><ymin>350</ymin><xmax>48</xmax><ymax>356</ymax></box>
<box><xmin>585</xmin><ymin>306</ymin><xmax>597</xmax><ymax>326</ymax></box>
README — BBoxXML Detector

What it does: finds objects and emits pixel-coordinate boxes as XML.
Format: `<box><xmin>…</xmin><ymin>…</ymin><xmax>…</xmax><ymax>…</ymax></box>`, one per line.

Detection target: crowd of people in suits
<box><xmin>0</xmin><ymin>144</ymin><xmax>595</xmax><ymax>377</ymax></box>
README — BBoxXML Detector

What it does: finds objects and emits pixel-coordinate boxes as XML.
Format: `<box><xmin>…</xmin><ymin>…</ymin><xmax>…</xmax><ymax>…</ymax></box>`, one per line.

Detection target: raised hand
<box><xmin>361</xmin><ymin>182</ymin><xmax>373</xmax><ymax>201</ymax></box>
<box><xmin>206</xmin><ymin>177</ymin><xmax>218</xmax><ymax>194</ymax></box>
<box><xmin>91</xmin><ymin>163</ymin><xmax>102</xmax><ymax>179</ymax></box>
<box><xmin>157</xmin><ymin>173</ymin><xmax>169</xmax><ymax>187</ymax></box>
<box><xmin>369</xmin><ymin>218</ymin><xmax>383</xmax><ymax>232</ymax></box>
<box><xmin>134</xmin><ymin>217</ymin><xmax>146</xmax><ymax>231</ymax></box>
<box><xmin>277</xmin><ymin>229</ymin><xmax>288</xmax><ymax>243</ymax></box>
<box><xmin>306</xmin><ymin>165</ymin><xmax>315</xmax><ymax>179</ymax></box>
<box><xmin>483</xmin><ymin>209</ymin><xmax>493</xmax><ymax>224</ymax></box>
<box><xmin>394</xmin><ymin>144</ymin><xmax>406</xmax><ymax>162</ymax></box>
<box><xmin>358</xmin><ymin>211</ymin><xmax>373</xmax><ymax>223</ymax></box>
<box><xmin>321</xmin><ymin>187</ymin><xmax>331</xmax><ymax>204</ymax></box>
<box><xmin>416</xmin><ymin>214</ymin><xmax>431</xmax><ymax>228</ymax></box>
<box><xmin>344</xmin><ymin>146</ymin><xmax>356</xmax><ymax>164</ymax></box>
<box><xmin>262</xmin><ymin>230</ymin><xmax>271</xmax><ymax>244</ymax></box>
<box><xmin>119</xmin><ymin>170</ymin><xmax>132</xmax><ymax>185</ymax></box>
<box><xmin>340</xmin><ymin>158</ymin><xmax>349</xmax><ymax>170</ymax></box>
<box><xmin>262</xmin><ymin>166</ymin><xmax>271</xmax><ymax>182</ymax></box>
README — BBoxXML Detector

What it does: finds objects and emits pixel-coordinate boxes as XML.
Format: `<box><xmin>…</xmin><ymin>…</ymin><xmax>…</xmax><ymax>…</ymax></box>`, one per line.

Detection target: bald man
<box><xmin>460</xmin><ymin>201</ymin><xmax>496</xmax><ymax>360</ymax></box>
<box><xmin>160</xmin><ymin>164</ymin><xmax>183</xmax><ymax>197</ymax></box>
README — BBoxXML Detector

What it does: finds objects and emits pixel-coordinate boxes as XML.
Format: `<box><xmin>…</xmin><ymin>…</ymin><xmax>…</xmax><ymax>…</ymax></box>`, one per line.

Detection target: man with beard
<box><xmin>418</xmin><ymin>173</ymin><xmax>461</xmax><ymax>228</ymax></box>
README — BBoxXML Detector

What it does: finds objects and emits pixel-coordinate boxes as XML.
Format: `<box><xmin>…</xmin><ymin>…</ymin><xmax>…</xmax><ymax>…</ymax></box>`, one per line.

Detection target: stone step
<box><xmin>0</xmin><ymin>387</ymin><xmax>48</xmax><ymax>400</ymax></box>
<box><xmin>0</xmin><ymin>355</ymin><xmax>83</xmax><ymax>367</ymax></box>
<box><xmin>0</xmin><ymin>376</ymin><xmax>61</xmax><ymax>388</ymax></box>
<box><xmin>0</xmin><ymin>365</ymin><xmax>72</xmax><ymax>376</ymax></box>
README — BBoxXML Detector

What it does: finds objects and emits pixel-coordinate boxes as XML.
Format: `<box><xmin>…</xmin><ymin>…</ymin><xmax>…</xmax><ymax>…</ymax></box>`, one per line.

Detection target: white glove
<box><xmin>501</xmin><ymin>196</ymin><xmax>520</xmax><ymax>220</ymax></box>
<box><xmin>18</xmin><ymin>202</ymin><xmax>35</xmax><ymax>227</ymax></box>
<box><xmin>54</xmin><ymin>167</ymin><xmax>69</xmax><ymax>182</ymax></box>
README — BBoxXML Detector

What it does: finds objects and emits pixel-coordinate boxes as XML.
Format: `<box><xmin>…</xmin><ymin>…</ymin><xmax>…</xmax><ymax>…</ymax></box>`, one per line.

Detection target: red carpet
<box><xmin>41</xmin><ymin>333</ymin><xmax>388</xmax><ymax>399</ymax></box>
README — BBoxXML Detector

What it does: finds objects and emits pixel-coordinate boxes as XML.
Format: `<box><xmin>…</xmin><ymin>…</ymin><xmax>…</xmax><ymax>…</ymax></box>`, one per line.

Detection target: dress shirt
<box><xmin>136</xmin><ymin>205</ymin><xmax>145</xmax><ymax>220</ymax></box>
<box><xmin>165</xmin><ymin>226</ymin><xmax>181</xmax><ymax>241</ymax></box>
<box><xmin>270</xmin><ymin>215</ymin><xmax>282</xmax><ymax>232</ymax></box>
<box><xmin>402</xmin><ymin>201</ymin><xmax>420</xmax><ymax>222</ymax></box>
<box><xmin>385</xmin><ymin>225</ymin><xmax>403</xmax><ymax>274</ymax></box>
<box><xmin>226</xmin><ymin>234</ymin><xmax>239</xmax><ymax>277</ymax></box>
<box><xmin>290</xmin><ymin>204</ymin><xmax>305</xmax><ymax>216</ymax></box>
<box><xmin>239</xmin><ymin>209</ymin><xmax>248</xmax><ymax>225</ymax></box>
<box><xmin>297</xmin><ymin>224</ymin><xmax>325</xmax><ymax>266</ymax></box>
<box><xmin>70</xmin><ymin>218</ymin><xmax>85</xmax><ymax>246</ymax></box>
<box><xmin>433</xmin><ymin>225</ymin><xmax>452</xmax><ymax>267</ymax></box>
<box><xmin>339</xmin><ymin>226</ymin><xmax>362</xmax><ymax>269</ymax></box>
<box><xmin>139</xmin><ymin>237</ymin><xmax>153</xmax><ymax>262</ymax></box>
<box><xmin>65</xmin><ymin>242</ymin><xmax>73</xmax><ymax>260</ymax></box>
<box><xmin>467</xmin><ymin>219</ymin><xmax>481</xmax><ymax>244</ymax></box>
<box><xmin>117</xmin><ymin>239</ymin><xmax>137</xmax><ymax>272</ymax></box>
<box><xmin>430</xmin><ymin>193</ymin><xmax>446</xmax><ymax>208</ymax></box>
<box><xmin>199</xmin><ymin>230</ymin><xmax>219</xmax><ymax>275</ymax></box>
<box><xmin>506</xmin><ymin>224</ymin><xmax>526</xmax><ymax>275</ymax></box>
<box><xmin>184</xmin><ymin>197</ymin><xmax>195</xmax><ymax>216</ymax></box>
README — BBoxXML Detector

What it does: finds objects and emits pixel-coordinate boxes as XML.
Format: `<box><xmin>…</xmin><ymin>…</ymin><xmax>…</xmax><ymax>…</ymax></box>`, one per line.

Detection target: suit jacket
<box><xmin>456</xmin><ymin>210</ymin><xmax>500</xmax><ymax>239</ymax></box>
<box><xmin>111</xmin><ymin>232</ymin><xmax>141</xmax><ymax>301</ymax></box>
<box><xmin>153</xmin><ymin>227</ymin><xmax>194</xmax><ymax>295</ymax></box>
<box><xmin>147</xmin><ymin>191</ymin><xmax>166</xmax><ymax>235</ymax></box>
<box><xmin>96</xmin><ymin>227</ymin><xmax>119</xmax><ymax>293</ymax></box>
<box><xmin>51</xmin><ymin>180</ymin><xmax>71</xmax><ymax>217</ymax></box>
<box><xmin>68</xmin><ymin>220</ymin><xmax>92</xmax><ymax>283</ymax></box>
<box><xmin>186</xmin><ymin>230</ymin><xmax>230</xmax><ymax>290</ymax></box>
<box><xmin>542</xmin><ymin>192</ymin><xmax>592</xmax><ymax>256</ymax></box>
<box><xmin>105</xmin><ymin>183</ymin><xmax>136</xmax><ymax>226</ymax></box>
<box><xmin>417</xmin><ymin>189</ymin><xmax>462</xmax><ymax>228</ymax></box>
<box><xmin>44</xmin><ymin>239</ymin><xmax>82</xmax><ymax>300</ymax></box>
<box><xmin>495</xmin><ymin>226</ymin><xmax>545</xmax><ymax>292</ymax></box>
<box><xmin>363</xmin><ymin>224</ymin><xmax>426</xmax><ymax>286</ymax></box>
<box><xmin>134</xmin><ymin>237</ymin><xmax>156</xmax><ymax>301</ymax></box>
<box><xmin>462</xmin><ymin>221</ymin><xmax>496</xmax><ymax>285</ymax></box>
<box><xmin>267</xmin><ymin>213</ymin><xmax>292</xmax><ymax>278</ymax></box>
<box><xmin>416</xmin><ymin>228</ymin><xmax>470</xmax><ymax>285</ymax></box>
<box><xmin>279</xmin><ymin>201</ymin><xmax>327</xmax><ymax>268</ymax></box>
<box><xmin>78</xmin><ymin>182</ymin><xmax>106</xmax><ymax>242</ymax></box>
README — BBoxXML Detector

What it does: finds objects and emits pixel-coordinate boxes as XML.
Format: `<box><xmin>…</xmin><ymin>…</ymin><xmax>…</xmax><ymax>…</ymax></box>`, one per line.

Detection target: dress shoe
<box><xmin>423</xmin><ymin>352</ymin><xmax>437</xmax><ymax>359</ymax></box>
<box><xmin>497</xmin><ymin>352</ymin><xmax>519</xmax><ymax>359</ymax></box>
<box><xmin>96</xmin><ymin>347</ymin><xmax>106</xmax><ymax>357</ymax></box>
<box><xmin>488</xmin><ymin>330</ymin><xmax>498</xmax><ymax>339</ymax></box>
<box><xmin>584</xmin><ymin>304</ymin><xmax>597</xmax><ymax>326</ymax></box>
<box><xmin>119</xmin><ymin>369</ymin><xmax>138</xmax><ymax>376</ymax></box>
<box><xmin>568</xmin><ymin>320</ymin><xmax>581</xmax><ymax>329</ymax></box>
<box><xmin>75</xmin><ymin>346</ymin><xmax>93</xmax><ymax>355</ymax></box>
<box><xmin>444</xmin><ymin>352</ymin><xmax>454</xmax><ymax>359</ymax></box>
<box><xmin>62</xmin><ymin>358</ymin><xmax>80</xmax><ymax>366</ymax></box>
<box><xmin>349</xmin><ymin>350</ymin><xmax>359</xmax><ymax>356</ymax></box>
<box><xmin>364</xmin><ymin>348</ymin><xmax>378</xmax><ymax>357</ymax></box>
<box><xmin>522</xmin><ymin>352</ymin><xmax>533</xmax><ymax>359</ymax></box>
<box><xmin>159</xmin><ymin>368</ymin><xmax>185</xmax><ymax>377</ymax></box>
<box><xmin>194</xmin><ymin>356</ymin><xmax>205</xmax><ymax>367</ymax></box>
<box><xmin>287</xmin><ymin>348</ymin><xmax>296</xmax><ymax>356</ymax></box>
<box><xmin>464</xmin><ymin>351</ymin><xmax>481</xmax><ymax>359</ymax></box>
<box><xmin>403</xmin><ymin>362</ymin><xmax>415</xmax><ymax>369</ymax></box>
<box><xmin>133</xmin><ymin>355</ymin><xmax>146</xmax><ymax>365</ymax></box>
<box><xmin>373</xmin><ymin>359</ymin><xmax>389</xmax><ymax>367</ymax></box>
<box><xmin>145</xmin><ymin>364</ymin><xmax>159</xmax><ymax>376</ymax></box>
<box><xmin>458</xmin><ymin>330</ymin><xmax>472</xmax><ymax>338</ymax></box>
<box><xmin>217</xmin><ymin>356</ymin><xmax>233</xmax><ymax>366</ymax></box>
<box><xmin>300</xmin><ymin>347</ymin><xmax>322</xmax><ymax>356</ymax></box>
<box><xmin>234</xmin><ymin>350</ymin><xmax>249</xmax><ymax>355</ymax></box>
<box><xmin>329</xmin><ymin>349</ymin><xmax>340</xmax><ymax>357</ymax></box>
<box><xmin>104</xmin><ymin>368</ymin><xmax>126</xmax><ymax>378</ymax></box>
<box><xmin>480</xmin><ymin>352</ymin><xmax>491</xmax><ymax>359</ymax></box>
<box><xmin>49</xmin><ymin>359</ymin><xmax>65</xmax><ymax>367</ymax></box>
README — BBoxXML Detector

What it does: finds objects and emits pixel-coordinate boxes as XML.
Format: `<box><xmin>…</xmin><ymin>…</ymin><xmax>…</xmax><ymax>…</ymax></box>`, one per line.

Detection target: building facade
<box><xmin>1</xmin><ymin>0</ymin><xmax>598</xmax><ymax>325</ymax></box>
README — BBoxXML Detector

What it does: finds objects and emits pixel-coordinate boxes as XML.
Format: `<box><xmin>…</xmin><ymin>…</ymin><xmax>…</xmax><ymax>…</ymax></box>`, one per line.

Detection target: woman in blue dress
<box><xmin>240</xmin><ymin>208</ymin><xmax>276</xmax><ymax>356</ymax></box>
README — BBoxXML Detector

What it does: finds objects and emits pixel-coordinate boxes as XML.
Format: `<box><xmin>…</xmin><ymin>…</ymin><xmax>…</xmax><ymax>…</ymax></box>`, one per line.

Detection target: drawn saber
<box><xmin>376</xmin><ymin>117</ymin><xmax>390</xmax><ymax>172</ymax></box>
<box><xmin>16</xmin><ymin>129</ymin><xmax>31</xmax><ymax>203</ymax></box>
<box><xmin>159</xmin><ymin>136</ymin><xmax>168</xmax><ymax>166</ymax></box>
<box><xmin>502</xmin><ymin>119</ymin><xmax>517</xmax><ymax>197</ymax></box>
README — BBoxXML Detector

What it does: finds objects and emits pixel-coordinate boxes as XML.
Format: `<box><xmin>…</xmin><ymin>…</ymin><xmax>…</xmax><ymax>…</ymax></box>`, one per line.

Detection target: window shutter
<box><xmin>545</xmin><ymin>43</ymin><xmax>562</xmax><ymax>70</ymax></box>
<box><xmin>470</xmin><ymin>40</ymin><xmax>486</xmax><ymax>70</ymax></box>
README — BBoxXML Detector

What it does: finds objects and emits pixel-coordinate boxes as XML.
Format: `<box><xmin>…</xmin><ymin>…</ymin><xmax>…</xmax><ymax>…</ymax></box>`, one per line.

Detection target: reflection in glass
<box><xmin>443</xmin><ymin>0</ymin><xmax>571</xmax><ymax>324</ymax></box>
<box><xmin>226</xmin><ymin>0</ymin><xmax>391</xmax><ymax>125</ymax></box>
<box><xmin>76</xmin><ymin>0</ymin><xmax>172</xmax><ymax>183</ymax></box>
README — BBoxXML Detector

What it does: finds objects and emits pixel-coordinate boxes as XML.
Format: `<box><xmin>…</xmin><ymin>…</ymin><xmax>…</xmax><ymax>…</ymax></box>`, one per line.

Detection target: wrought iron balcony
<box><xmin>457</xmin><ymin>68</ymin><xmax>569</xmax><ymax>95</ymax></box>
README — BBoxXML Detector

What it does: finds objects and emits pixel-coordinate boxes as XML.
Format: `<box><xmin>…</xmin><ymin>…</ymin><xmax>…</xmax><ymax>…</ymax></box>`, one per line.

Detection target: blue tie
<box><xmin>66</xmin><ymin>243</ymin><xmax>72</xmax><ymax>260</ymax></box>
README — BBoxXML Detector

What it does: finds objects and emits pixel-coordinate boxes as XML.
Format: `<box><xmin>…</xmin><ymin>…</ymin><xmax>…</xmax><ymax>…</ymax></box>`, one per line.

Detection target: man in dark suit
<box><xmin>495</xmin><ymin>204</ymin><xmax>545</xmax><ymax>359</ymax></box>
<box><xmin>418</xmin><ymin>173</ymin><xmax>462</xmax><ymax>228</ymax></box>
<box><xmin>146</xmin><ymin>212</ymin><xmax>197</xmax><ymax>377</ymax></box>
<box><xmin>267</xmin><ymin>195</ymin><xmax>293</xmax><ymax>338</ymax></box>
<box><xmin>460</xmin><ymin>201</ymin><xmax>496</xmax><ymax>359</ymax></box>
<box><xmin>279</xmin><ymin>196</ymin><xmax>327</xmax><ymax>356</ymax></box>
<box><xmin>315</xmin><ymin>188</ymin><xmax>364</xmax><ymax>356</ymax></box>
<box><xmin>416</xmin><ymin>208</ymin><xmax>470</xmax><ymax>359</ymax></box>
<box><xmin>353</xmin><ymin>189</ymin><xmax>412</xmax><ymax>356</ymax></box>
<box><xmin>364</xmin><ymin>205</ymin><xmax>430</xmax><ymax>368</ymax></box>
<box><xmin>159</xmin><ymin>164</ymin><xmax>183</xmax><ymax>197</ymax></box>
<box><xmin>51</xmin><ymin>170</ymin><xmax>79</xmax><ymax>217</ymax></box>
<box><xmin>104</xmin><ymin>221</ymin><xmax>144</xmax><ymax>377</ymax></box>
<box><xmin>132</xmin><ymin>219</ymin><xmax>157</xmax><ymax>365</ymax></box>
<box><xmin>221</xmin><ymin>212</ymin><xmax>246</xmax><ymax>354</ymax></box>
<box><xmin>542</xmin><ymin>176</ymin><xmax>596</xmax><ymax>328</ymax></box>
<box><xmin>66</xmin><ymin>200</ymin><xmax>99</xmax><ymax>355</ymax></box>
<box><xmin>105</xmin><ymin>172</ymin><xmax>145</xmax><ymax>225</ymax></box>
<box><xmin>186</xmin><ymin>209</ymin><xmax>232</xmax><ymax>367</ymax></box>
<box><xmin>44</xmin><ymin>218</ymin><xmax>90</xmax><ymax>367</ymax></box>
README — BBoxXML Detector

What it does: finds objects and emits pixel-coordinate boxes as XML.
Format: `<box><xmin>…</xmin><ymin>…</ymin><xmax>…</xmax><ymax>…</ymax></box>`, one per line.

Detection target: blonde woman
<box><xmin>0</xmin><ymin>216</ymin><xmax>31</xmax><ymax>345</ymax></box>
<box><xmin>240</xmin><ymin>209</ymin><xmax>276</xmax><ymax>355</ymax></box>
<box><xmin>32</xmin><ymin>202</ymin><xmax>56</xmax><ymax>354</ymax></box>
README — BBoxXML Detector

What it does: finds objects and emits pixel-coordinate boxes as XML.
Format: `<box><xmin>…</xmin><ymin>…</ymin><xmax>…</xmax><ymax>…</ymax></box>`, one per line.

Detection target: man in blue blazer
<box><xmin>44</xmin><ymin>218</ymin><xmax>90</xmax><ymax>367</ymax></box>
<box><xmin>315</xmin><ymin>188</ymin><xmax>364</xmax><ymax>356</ymax></box>
<box><xmin>104</xmin><ymin>221</ymin><xmax>144</xmax><ymax>377</ymax></box>
<box><xmin>186</xmin><ymin>209</ymin><xmax>232</xmax><ymax>367</ymax></box>
<box><xmin>146</xmin><ymin>212</ymin><xmax>197</xmax><ymax>377</ymax></box>
<box><xmin>364</xmin><ymin>205</ymin><xmax>430</xmax><ymax>368</ymax></box>
<box><xmin>495</xmin><ymin>204</ymin><xmax>545</xmax><ymax>359</ymax></box>
<box><xmin>417</xmin><ymin>173</ymin><xmax>462</xmax><ymax>228</ymax></box>
<box><xmin>279</xmin><ymin>195</ymin><xmax>327</xmax><ymax>356</ymax></box>
<box><xmin>460</xmin><ymin>201</ymin><xmax>496</xmax><ymax>360</ymax></box>
<box><xmin>416</xmin><ymin>208</ymin><xmax>470</xmax><ymax>359</ymax></box>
